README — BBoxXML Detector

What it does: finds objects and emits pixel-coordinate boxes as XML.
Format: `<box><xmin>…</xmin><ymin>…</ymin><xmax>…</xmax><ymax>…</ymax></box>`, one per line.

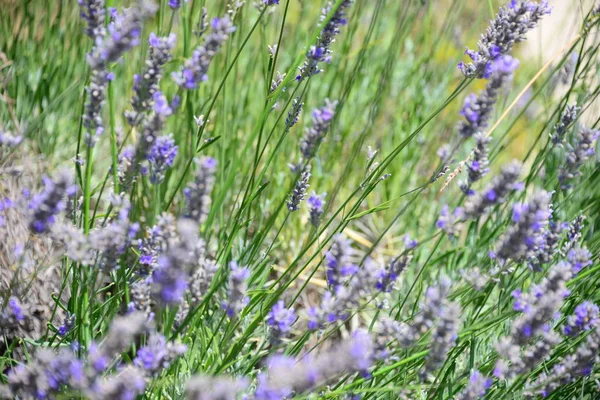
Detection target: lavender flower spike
<box><xmin>437</xmin><ymin>205</ymin><xmax>464</xmax><ymax>237</ymax></box>
<box><xmin>125</xmin><ymin>32</ymin><xmax>177</xmax><ymax>126</ymax></box>
<box><xmin>185</xmin><ymin>156</ymin><xmax>217</xmax><ymax>224</ymax></box>
<box><xmin>421</xmin><ymin>300</ymin><xmax>461</xmax><ymax>379</ymax></box>
<box><xmin>28</xmin><ymin>170</ymin><xmax>74</xmax><ymax>233</ymax></box>
<box><xmin>222</xmin><ymin>261</ymin><xmax>250</xmax><ymax>318</ymax></box>
<box><xmin>297</xmin><ymin>99</ymin><xmax>337</xmax><ymax>165</ymax></box>
<box><xmin>524</xmin><ymin>320</ymin><xmax>600</xmax><ymax>397</ymax></box>
<box><xmin>168</xmin><ymin>0</ymin><xmax>187</xmax><ymax>9</ymax></box>
<box><xmin>287</xmin><ymin>167</ymin><xmax>311</xmax><ymax>212</ymax></box>
<box><xmin>78</xmin><ymin>0</ymin><xmax>106</xmax><ymax>39</ymax></box>
<box><xmin>307</xmin><ymin>191</ymin><xmax>326</xmax><ymax>226</ymax></box>
<box><xmin>325</xmin><ymin>233</ymin><xmax>353</xmax><ymax>289</ymax></box>
<box><xmin>297</xmin><ymin>0</ymin><xmax>354</xmax><ymax>81</ymax></box>
<box><xmin>152</xmin><ymin>219</ymin><xmax>204</xmax><ymax>305</ymax></box>
<box><xmin>285</xmin><ymin>97</ymin><xmax>304</xmax><ymax>129</ymax></box>
<box><xmin>267</xmin><ymin>300</ymin><xmax>297</xmax><ymax>343</ymax></box>
<box><xmin>83</xmin><ymin>0</ymin><xmax>157</xmax><ymax>146</ymax></box>
<box><xmin>172</xmin><ymin>16</ymin><xmax>236</xmax><ymax>89</ymax></box>
<box><xmin>464</xmin><ymin>160</ymin><xmax>522</xmax><ymax>219</ymax></box>
<box><xmin>148</xmin><ymin>134</ymin><xmax>178</xmax><ymax>184</ymax></box>
<box><xmin>461</xmin><ymin>133</ymin><xmax>490</xmax><ymax>194</ymax></box>
<box><xmin>456</xmin><ymin>370</ymin><xmax>492</xmax><ymax>400</ymax></box>
<box><xmin>134</xmin><ymin>333</ymin><xmax>187</xmax><ymax>376</ymax></box>
<box><xmin>558</xmin><ymin>127</ymin><xmax>599</xmax><ymax>189</ymax></box>
<box><xmin>458</xmin><ymin>1</ymin><xmax>551</xmax><ymax>78</ymax></box>
<box><xmin>87</xmin><ymin>1</ymin><xmax>158</xmax><ymax>69</ymax></box>
<box><xmin>496</xmin><ymin>190</ymin><xmax>551</xmax><ymax>262</ymax></box>
<box><xmin>458</xmin><ymin>55</ymin><xmax>519</xmax><ymax>138</ymax></box>
<box><xmin>551</xmin><ymin>103</ymin><xmax>580</xmax><ymax>146</ymax></box>
<box><xmin>564</xmin><ymin>301</ymin><xmax>599</xmax><ymax>336</ymax></box>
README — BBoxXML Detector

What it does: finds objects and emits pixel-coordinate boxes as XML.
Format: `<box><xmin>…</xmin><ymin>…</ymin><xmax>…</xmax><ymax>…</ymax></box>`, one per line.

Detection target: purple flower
<box><xmin>458</xmin><ymin>1</ymin><xmax>551</xmax><ymax>78</ymax></box>
<box><xmin>285</xmin><ymin>97</ymin><xmax>304</xmax><ymax>128</ymax></box>
<box><xmin>307</xmin><ymin>192</ymin><xmax>326</xmax><ymax>227</ymax></box>
<box><xmin>267</xmin><ymin>300</ymin><xmax>297</xmax><ymax>342</ymax></box>
<box><xmin>222</xmin><ymin>261</ymin><xmax>250</xmax><ymax>318</ymax></box>
<box><xmin>437</xmin><ymin>205</ymin><xmax>464</xmax><ymax>237</ymax></box>
<box><xmin>125</xmin><ymin>33</ymin><xmax>177</xmax><ymax>125</ymax></box>
<box><xmin>376</xmin><ymin>253</ymin><xmax>412</xmax><ymax>293</ymax></box>
<box><xmin>28</xmin><ymin>170</ymin><xmax>73</xmax><ymax>233</ymax></box>
<box><xmin>559</xmin><ymin>127</ymin><xmax>599</xmax><ymax>189</ymax></box>
<box><xmin>295</xmin><ymin>99</ymin><xmax>337</xmax><ymax>168</ymax></box>
<box><xmin>496</xmin><ymin>191</ymin><xmax>551</xmax><ymax>262</ymax></box>
<box><xmin>464</xmin><ymin>160</ymin><xmax>522</xmax><ymax>218</ymax></box>
<box><xmin>153</xmin><ymin>255</ymin><xmax>188</xmax><ymax>304</ymax></box>
<box><xmin>297</xmin><ymin>0</ymin><xmax>354</xmax><ymax>81</ymax></box>
<box><xmin>457</xmin><ymin>370</ymin><xmax>492</xmax><ymax>400</ymax></box>
<box><xmin>185</xmin><ymin>157</ymin><xmax>217</xmax><ymax>224</ymax></box>
<box><xmin>168</xmin><ymin>0</ymin><xmax>187</xmax><ymax>9</ymax></box>
<box><xmin>287</xmin><ymin>168</ymin><xmax>311</xmax><ymax>212</ymax></box>
<box><xmin>567</xmin><ymin>246</ymin><xmax>592</xmax><ymax>274</ymax></box>
<box><xmin>325</xmin><ymin>234</ymin><xmax>353</xmax><ymax>289</ymax></box>
<box><xmin>551</xmin><ymin>104</ymin><xmax>580</xmax><ymax>146</ymax></box>
<box><xmin>564</xmin><ymin>302</ymin><xmax>599</xmax><ymax>336</ymax></box>
<box><xmin>134</xmin><ymin>333</ymin><xmax>187</xmax><ymax>375</ymax></box>
<box><xmin>172</xmin><ymin>16</ymin><xmax>235</xmax><ymax>89</ymax></box>
<box><xmin>83</xmin><ymin>1</ymin><xmax>157</xmax><ymax>145</ymax></box>
<box><xmin>7</xmin><ymin>297</ymin><xmax>24</xmax><ymax>322</ymax></box>
<box><xmin>458</xmin><ymin>55</ymin><xmax>519</xmax><ymax>138</ymax></box>
<box><xmin>78</xmin><ymin>0</ymin><xmax>106</xmax><ymax>39</ymax></box>
<box><xmin>148</xmin><ymin>134</ymin><xmax>178</xmax><ymax>184</ymax></box>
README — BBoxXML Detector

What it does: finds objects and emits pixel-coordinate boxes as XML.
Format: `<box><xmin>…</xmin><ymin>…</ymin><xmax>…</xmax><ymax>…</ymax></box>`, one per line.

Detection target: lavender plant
<box><xmin>3</xmin><ymin>0</ymin><xmax>600</xmax><ymax>399</ymax></box>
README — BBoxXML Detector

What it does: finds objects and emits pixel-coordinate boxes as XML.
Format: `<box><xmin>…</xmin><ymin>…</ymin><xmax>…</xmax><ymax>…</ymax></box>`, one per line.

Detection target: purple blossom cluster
<box><xmin>292</xmin><ymin>99</ymin><xmax>337</xmax><ymax>170</ymax></box>
<box><xmin>267</xmin><ymin>300</ymin><xmax>297</xmax><ymax>343</ymax></box>
<box><xmin>307</xmin><ymin>191</ymin><xmax>326</xmax><ymax>226</ymax></box>
<box><xmin>458</xmin><ymin>55</ymin><xmax>519</xmax><ymax>138</ymax></box>
<box><xmin>172</xmin><ymin>16</ymin><xmax>236</xmax><ymax>89</ymax></box>
<box><xmin>307</xmin><ymin>235</ymin><xmax>416</xmax><ymax>330</ymax></box>
<box><xmin>495</xmin><ymin>190</ymin><xmax>551</xmax><ymax>263</ymax></box>
<box><xmin>551</xmin><ymin>104</ymin><xmax>580</xmax><ymax>146</ymax></box>
<box><xmin>494</xmin><ymin>261</ymin><xmax>573</xmax><ymax>379</ymax></box>
<box><xmin>83</xmin><ymin>1</ymin><xmax>157</xmax><ymax>146</ymax></box>
<box><xmin>558</xmin><ymin>126</ymin><xmax>599</xmax><ymax>188</ymax></box>
<box><xmin>458</xmin><ymin>1</ymin><xmax>551</xmax><ymax>78</ymax></box>
<box><xmin>168</xmin><ymin>0</ymin><xmax>187</xmax><ymax>9</ymax></box>
<box><xmin>4</xmin><ymin>312</ymin><xmax>185</xmax><ymax>399</ymax></box>
<box><xmin>456</xmin><ymin>370</ymin><xmax>493</xmax><ymax>400</ymax></box>
<box><xmin>528</xmin><ymin>216</ymin><xmax>563</xmax><ymax>271</ymax></box>
<box><xmin>461</xmin><ymin>133</ymin><xmax>491</xmax><ymax>194</ymax></box>
<box><xmin>286</xmin><ymin>97</ymin><xmax>304</xmax><ymax>128</ymax></box>
<box><xmin>463</xmin><ymin>160</ymin><xmax>523</xmax><ymax>219</ymax></box>
<box><xmin>148</xmin><ymin>134</ymin><xmax>178</xmax><ymax>184</ymax></box>
<box><xmin>374</xmin><ymin>278</ymin><xmax>461</xmax><ymax>375</ymax></box>
<box><xmin>254</xmin><ymin>330</ymin><xmax>374</xmax><ymax>398</ymax></box>
<box><xmin>525</xmin><ymin>319</ymin><xmax>600</xmax><ymax>397</ymax></box>
<box><xmin>297</xmin><ymin>0</ymin><xmax>354</xmax><ymax>81</ymax></box>
<box><xmin>222</xmin><ymin>261</ymin><xmax>250</xmax><ymax>318</ymax></box>
<box><xmin>0</xmin><ymin>126</ymin><xmax>23</xmax><ymax>149</ymax></box>
<box><xmin>125</xmin><ymin>33</ymin><xmax>177</xmax><ymax>126</ymax></box>
<box><xmin>436</xmin><ymin>204</ymin><xmax>464</xmax><ymax>237</ymax></box>
<box><xmin>287</xmin><ymin>167</ymin><xmax>311</xmax><ymax>212</ymax></box>
<box><xmin>78</xmin><ymin>0</ymin><xmax>106</xmax><ymax>39</ymax></box>
<box><xmin>27</xmin><ymin>170</ymin><xmax>74</xmax><ymax>233</ymax></box>
<box><xmin>564</xmin><ymin>301</ymin><xmax>599</xmax><ymax>336</ymax></box>
<box><xmin>151</xmin><ymin>219</ymin><xmax>205</xmax><ymax>305</ymax></box>
<box><xmin>185</xmin><ymin>156</ymin><xmax>218</xmax><ymax>224</ymax></box>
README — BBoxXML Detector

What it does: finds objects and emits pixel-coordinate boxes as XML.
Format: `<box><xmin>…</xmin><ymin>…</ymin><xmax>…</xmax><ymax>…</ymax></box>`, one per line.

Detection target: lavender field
<box><xmin>1</xmin><ymin>0</ymin><xmax>600</xmax><ymax>399</ymax></box>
